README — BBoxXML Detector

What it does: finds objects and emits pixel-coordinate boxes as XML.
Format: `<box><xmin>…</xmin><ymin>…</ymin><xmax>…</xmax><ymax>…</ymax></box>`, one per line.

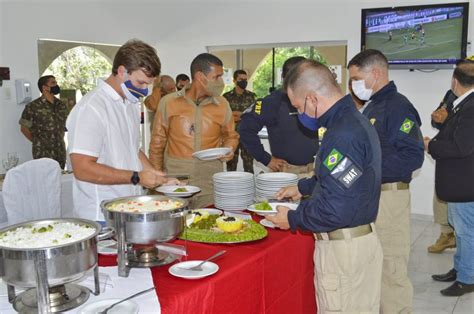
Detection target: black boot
<box><xmin>440</xmin><ymin>281</ymin><xmax>474</xmax><ymax>296</ymax></box>
<box><xmin>432</xmin><ymin>268</ymin><xmax>457</xmax><ymax>282</ymax></box>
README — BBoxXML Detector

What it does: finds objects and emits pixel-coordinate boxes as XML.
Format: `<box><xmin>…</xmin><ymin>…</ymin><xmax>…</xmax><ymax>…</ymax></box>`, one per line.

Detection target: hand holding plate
<box><xmin>266</xmin><ymin>205</ymin><xmax>290</xmax><ymax>230</ymax></box>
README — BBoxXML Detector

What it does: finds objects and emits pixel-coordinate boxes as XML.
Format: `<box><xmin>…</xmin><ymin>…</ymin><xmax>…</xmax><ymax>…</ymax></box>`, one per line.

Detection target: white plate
<box><xmin>189</xmin><ymin>208</ymin><xmax>223</xmax><ymax>216</ymax></box>
<box><xmin>257</xmin><ymin>172</ymin><xmax>298</xmax><ymax>181</ymax></box>
<box><xmin>169</xmin><ymin>261</ymin><xmax>219</xmax><ymax>279</ymax></box>
<box><xmin>260</xmin><ymin>219</ymin><xmax>276</xmax><ymax>229</ymax></box>
<box><xmin>213</xmin><ymin>171</ymin><xmax>254</xmax><ymax>180</ymax></box>
<box><xmin>247</xmin><ymin>202</ymin><xmax>298</xmax><ymax>216</ymax></box>
<box><xmin>192</xmin><ymin>148</ymin><xmax>232</xmax><ymax>161</ymax></box>
<box><xmin>98</xmin><ymin>240</ymin><xmax>117</xmax><ymax>255</ymax></box>
<box><xmin>156</xmin><ymin>185</ymin><xmax>201</xmax><ymax>197</ymax></box>
<box><xmin>79</xmin><ymin>298</ymin><xmax>139</xmax><ymax>314</ymax></box>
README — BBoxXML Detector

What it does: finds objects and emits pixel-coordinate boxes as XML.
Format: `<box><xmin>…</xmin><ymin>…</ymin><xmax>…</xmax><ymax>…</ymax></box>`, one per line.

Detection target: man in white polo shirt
<box><xmin>67</xmin><ymin>39</ymin><xmax>177</xmax><ymax>221</ymax></box>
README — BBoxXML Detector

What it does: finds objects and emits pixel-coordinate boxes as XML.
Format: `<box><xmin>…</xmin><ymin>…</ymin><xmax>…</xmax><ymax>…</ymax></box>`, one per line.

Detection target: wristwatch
<box><xmin>131</xmin><ymin>171</ymin><xmax>140</xmax><ymax>185</ymax></box>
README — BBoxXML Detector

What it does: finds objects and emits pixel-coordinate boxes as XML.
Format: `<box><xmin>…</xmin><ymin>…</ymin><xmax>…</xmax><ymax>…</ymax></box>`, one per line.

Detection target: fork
<box><xmin>98</xmin><ymin>287</ymin><xmax>155</xmax><ymax>314</ymax></box>
<box><xmin>178</xmin><ymin>250</ymin><xmax>226</xmax><ymax>271</ymax></box>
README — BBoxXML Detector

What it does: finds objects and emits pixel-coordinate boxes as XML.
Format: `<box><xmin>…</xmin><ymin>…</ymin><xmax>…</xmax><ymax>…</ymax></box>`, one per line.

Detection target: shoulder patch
<box><xmin>370</xmin><ymin>118</ymin><xmax>376</xmax><ymax>125</ymax></box>
<box><xmin>330</xmin><ymin>156</ymin><xmax>363</xmax><ymax>189</ymax></box>
<box><xmin>254</xmin><ymin>100</ymin><xmax>262</xmax><ymax>115</ymax></box>
<box><xmin>323</xmin><ymin>148</ymin><xmax>344</xmax><ymax>171</ymax></box>
<box><xmin>400</xmin><ymin>118</ymin><xmax>414</xmax><ymax>134</ymax></box>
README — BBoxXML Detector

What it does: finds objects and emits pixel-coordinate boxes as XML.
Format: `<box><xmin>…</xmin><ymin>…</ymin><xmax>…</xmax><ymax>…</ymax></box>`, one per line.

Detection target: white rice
<box><xmin>0</xmin><ymin>222</ymin><xmax>96</xmax><ymax>249</ymax></box>
<box><xmin>108</xmin><ymin>199</ymin><xmax>182</xmax><ymax>213</ymax></box>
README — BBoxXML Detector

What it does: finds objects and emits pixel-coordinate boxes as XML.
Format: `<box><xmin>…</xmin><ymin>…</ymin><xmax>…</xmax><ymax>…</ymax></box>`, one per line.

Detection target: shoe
<box><xmin>440</xmin><ymin>281</ymin><xmax>474</xmax><ymax>296</ymax></box>
<box><xmin>428</xmin><ymin>232</ymin><xmax>456</xmax><ymax>253</ymax></box>
<box><xmin>432</xmin><ymin>268</ymin><xmax>457</xmax><ymax>282</ymax></box>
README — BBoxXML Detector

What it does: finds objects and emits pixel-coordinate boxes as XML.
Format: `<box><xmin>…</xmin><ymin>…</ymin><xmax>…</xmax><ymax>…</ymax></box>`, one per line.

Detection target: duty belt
<box><xmin>381</xmin><ymin>182</ymin><xmax>409</xmax><ymax>191</ymax></box>
<box><xmin>314</xmin><ymin>223</ymin><xmax>373</xmax><ymax>241</ymax></box>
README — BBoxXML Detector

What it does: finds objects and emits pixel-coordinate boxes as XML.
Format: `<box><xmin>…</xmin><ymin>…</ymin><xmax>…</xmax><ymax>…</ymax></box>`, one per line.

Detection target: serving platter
<box><xmin>180</xmin><ymin>215</ymin><xmax>267</xmax><ymax>244</ymax></box>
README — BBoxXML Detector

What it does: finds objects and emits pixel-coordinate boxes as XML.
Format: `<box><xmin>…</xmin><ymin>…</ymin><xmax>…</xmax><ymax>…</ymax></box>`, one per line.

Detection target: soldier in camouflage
<box><xmin>19</xmin><ymin>75</ymin><xmax>68</xmax><ymax>169</ymax></box>
<box><xmin>222</xmin><ymin>70</ymin><xmax>256</xmax><ymax>173</ymax></box>
<box><xmin>223</xmin><ymin>70</ymin><xmax>256</xmax><ymax>173</ymax></box>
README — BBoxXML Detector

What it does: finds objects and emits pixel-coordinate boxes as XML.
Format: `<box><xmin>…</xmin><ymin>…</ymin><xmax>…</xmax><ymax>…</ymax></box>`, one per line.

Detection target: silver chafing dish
<box><xmin>0</xmin><ymin>218</ymin><xmax>111</xmax><ymax>313</ymax></box>
<box><xmin>101</xmin><ymin>195</ymin><xmax>188</xmax><ymax>277</ymax></box>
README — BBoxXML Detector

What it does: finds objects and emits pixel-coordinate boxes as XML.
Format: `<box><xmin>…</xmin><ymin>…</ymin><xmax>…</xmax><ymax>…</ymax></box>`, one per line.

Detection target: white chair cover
<box><xmin>3</xmin><ymin>158</ymin><xmax>61</xmax><ymax>225</ymax></box>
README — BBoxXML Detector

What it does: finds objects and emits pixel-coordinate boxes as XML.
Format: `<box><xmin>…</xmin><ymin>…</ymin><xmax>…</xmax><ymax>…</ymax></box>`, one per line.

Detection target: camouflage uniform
<box><xmin>19</xmin><ymin>96</ymin><xmax>68</xmax><ymax>169</ymax></box>
<box><xmin>223</xmin><ymin>88</ymin><xmax>256</xmax><ymax>173</ymax></box>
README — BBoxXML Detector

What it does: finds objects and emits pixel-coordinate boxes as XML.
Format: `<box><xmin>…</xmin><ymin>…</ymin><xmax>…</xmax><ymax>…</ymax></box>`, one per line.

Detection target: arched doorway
<box><xmin>41</xmin><ymin>45</ymin><xmax>112</xmax><ymax>111</ymax></box>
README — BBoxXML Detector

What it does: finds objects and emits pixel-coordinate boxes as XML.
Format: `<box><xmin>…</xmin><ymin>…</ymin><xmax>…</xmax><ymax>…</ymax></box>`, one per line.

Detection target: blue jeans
<box><xmin>448</xmin><ymin>202</ymin><xmax>474</xmax><ymax>284</ymax></box>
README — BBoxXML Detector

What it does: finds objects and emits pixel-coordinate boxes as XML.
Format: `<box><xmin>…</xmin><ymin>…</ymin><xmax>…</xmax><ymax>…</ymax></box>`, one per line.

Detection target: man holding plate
<box><xmin>267</xmin><ymin>60</ymin><xmax>383</xmax><ymax>313</ymax></box>
<box><xmin>149</xmin><ymin>53</ymin><xmax>238</xmax><ymax>208</ymax></box>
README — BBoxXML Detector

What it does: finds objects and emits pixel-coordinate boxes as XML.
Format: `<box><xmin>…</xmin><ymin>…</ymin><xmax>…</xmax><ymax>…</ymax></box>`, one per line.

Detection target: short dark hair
<box><xmin>190</xmin><ymin>53</ymin><xmax>223</xmax><ymax>79</ymax></box>
<box><xmin>38</xmin><ymin>75</ymin><xmax>55</xmax><ymax>93</ymax></box>
<box><xmin>175</xmin><ymin>73</ymin><xmax>190</xmax><ymax>82</ymax></box>
<box><xmin>453</xmin><ymin>60</ymin><xmax>474</xmax><ymax>87</ymax></box>
<box><xmin>282</xmin><ymin>56</ymin><xmax>306</xmax><ymax>79</ymax></box>
<box><xmin>233</xmin><ymin>69</ymin><xmax>247</xmax><ymax>80</ymax></box>
<box><xmin>347</xmin><ymin>49</ymin><xmax>388</xmax><ymax>70</ymax></box>
<box><xmin>112</xmin><ymin>39</ymin><xmax>161</xmax><ymax>77</ymax></box>
<box><xmin>284</xmin><ymin>59</ymin><xmax>340</xmax><ymax>97</ymax></box>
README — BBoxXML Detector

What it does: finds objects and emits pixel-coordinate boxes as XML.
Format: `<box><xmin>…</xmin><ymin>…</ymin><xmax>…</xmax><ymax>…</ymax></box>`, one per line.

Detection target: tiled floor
<box><xmin>410</xmin><ymin>214</ymin><xmax>474</xmax><ymax>313</ymax></box>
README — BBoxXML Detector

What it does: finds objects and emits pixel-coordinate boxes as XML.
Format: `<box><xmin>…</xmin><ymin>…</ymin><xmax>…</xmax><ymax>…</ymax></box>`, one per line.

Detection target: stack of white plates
<box><xmin>213</xmin><ymin>172</ymin><xmax>255</xmax><ymax>211</ymax></box>
<box><xmin>255</xmin><ymin>172</ymin><xmax>298</xmax><ymax>201</ymax></box>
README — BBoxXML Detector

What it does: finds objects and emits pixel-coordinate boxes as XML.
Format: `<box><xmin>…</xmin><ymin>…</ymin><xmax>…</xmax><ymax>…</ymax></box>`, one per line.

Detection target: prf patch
<box><xmin>400</xmin><ymin>118</ymin><xmax>414</xmax><ymax>134</ymax></box>
<box><xmin>330</xmin><ymin>157</ymin><xmax>363</xmax><ymax>189</ymax></box>
<box><xmin>370</xmin><ymin>118</ymin><xmax>376</xmax><ymax>125</ymax></box>
<box><xmin>323</xmin><ymin>148</ymin><xmax>344</xmax><ymax>171</ymax></box>
<box><xmin>254</xmin><ymin>100</ymin><xmax>262</xmax><ymax>115</ymax></box>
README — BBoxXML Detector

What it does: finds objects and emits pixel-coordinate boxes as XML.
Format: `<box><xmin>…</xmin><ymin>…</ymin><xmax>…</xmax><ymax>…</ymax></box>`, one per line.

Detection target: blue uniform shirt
<box><xmin>363</xmin><ymin>81</ymin><xmax>424</xmax><ymax>183</ymax></box>
<box><xmin>288</xmin><ymin>95</ymin><xmax>382</xmax><ymax>233</ymax></box>
<box><xmin>239</xmin><ymin>89</ymin><xmax>318</xmax><ymax>166</ymax></box>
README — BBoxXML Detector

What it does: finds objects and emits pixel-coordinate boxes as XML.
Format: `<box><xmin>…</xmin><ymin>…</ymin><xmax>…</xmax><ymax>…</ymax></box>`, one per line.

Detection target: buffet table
<box><xmin>99</xmin><ymin>214</ymin><xmax>317</xmax><ymax>314</ymax></box>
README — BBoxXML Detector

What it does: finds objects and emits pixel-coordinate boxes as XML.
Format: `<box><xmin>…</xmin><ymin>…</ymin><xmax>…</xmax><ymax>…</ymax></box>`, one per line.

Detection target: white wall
<box><xmin>1</xmin><ymin>0</ymin><xmax>472</xmax><ymax>216</ymax></box>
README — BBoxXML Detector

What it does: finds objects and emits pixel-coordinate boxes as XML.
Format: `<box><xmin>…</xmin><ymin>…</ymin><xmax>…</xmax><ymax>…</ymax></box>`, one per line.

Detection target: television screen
<box><xmin>361</xmin><ymin>2</ymin><xmax>469</xmax><ymax>69</ymax></box>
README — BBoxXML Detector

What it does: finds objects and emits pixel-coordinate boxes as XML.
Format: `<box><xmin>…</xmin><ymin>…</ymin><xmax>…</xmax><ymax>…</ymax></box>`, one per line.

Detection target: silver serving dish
<box><xmin>101</xmin><ymin>195</ymin><xmax>188</xmax><ymax>245</ymax></box>
<box><xmin>0</xmin><ymin>218</ymin><xmax>103</xmax><ymax>288</ymax></box>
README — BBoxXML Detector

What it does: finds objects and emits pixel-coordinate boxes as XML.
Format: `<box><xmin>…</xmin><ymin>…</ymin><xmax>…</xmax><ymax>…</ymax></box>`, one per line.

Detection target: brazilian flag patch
<box><xmin>323</xmin><ymin>148</ymin><xmax>344</xmax><ymax>171</ymax></box>
<box><xmin>400</xmin><ymin>118</ymin><xmax>414</xmax><ymax>134</ymax></box>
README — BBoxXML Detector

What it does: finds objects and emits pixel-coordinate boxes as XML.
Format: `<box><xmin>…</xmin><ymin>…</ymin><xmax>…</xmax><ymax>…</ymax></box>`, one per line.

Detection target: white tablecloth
<box><xmin>0</xmin><ymin>266</ymin><xmax>161</xmax><ymax>313</ymax></box>
<box><xmin>0</xmin><ymin>173</ymin><xmax>74</xmax><ymax>228</ymax></box>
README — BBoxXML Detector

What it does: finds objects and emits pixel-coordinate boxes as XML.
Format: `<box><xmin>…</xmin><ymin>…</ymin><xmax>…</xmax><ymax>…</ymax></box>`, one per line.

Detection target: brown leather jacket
<box><xmin>149</xmin><ymin>89</ymin><xmax>239</xmax><ymax>170</ymax></box>
<box><xmin>144</xmin><ymin>86</ymin><xmax>162</xmax><ymax>112</ymax></box>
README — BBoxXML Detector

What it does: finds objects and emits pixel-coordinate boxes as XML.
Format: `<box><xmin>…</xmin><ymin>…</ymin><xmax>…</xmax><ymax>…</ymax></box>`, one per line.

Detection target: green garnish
<box><xmin>173</xmin><ymin>187</ymin><xmax>188</xmax><ymax>192</ymax></box>
<box><xmin>191</xmin><ymin>214</ymin><xmax>219</xmax><ymax>229</ymax></box>
<box><xmin>64</xmin><ymin>233</ymin><xmax>72</xmax><ymax>238</ymax></box>
<box><xmin>255</xmin><ymin>201</ymin><xmax>272</xmax><ymax>211</ymax></box>
<box><xmin>182</xmin><ymin>215</ymin><xmax>267</xmax><ymax>243</ymax></box>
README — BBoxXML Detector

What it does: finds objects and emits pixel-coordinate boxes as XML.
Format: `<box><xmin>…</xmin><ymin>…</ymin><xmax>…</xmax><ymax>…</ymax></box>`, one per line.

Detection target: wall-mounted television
<box><xmin>361</xmin><ymin>2</ymin><xmax>469</xmax><ymax>69</ymax></box>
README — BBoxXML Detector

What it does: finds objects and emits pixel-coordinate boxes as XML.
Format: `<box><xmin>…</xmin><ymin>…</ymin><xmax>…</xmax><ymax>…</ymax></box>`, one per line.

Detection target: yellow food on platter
<box><xmin>216</xmin><ymin>216</ymin><xmax>244</xmax><ymax>233</ymax></box>
<box><xmin>191</xmin><ymin>210</ymin><xmax>210</xmax><ymax>223</ymax></box>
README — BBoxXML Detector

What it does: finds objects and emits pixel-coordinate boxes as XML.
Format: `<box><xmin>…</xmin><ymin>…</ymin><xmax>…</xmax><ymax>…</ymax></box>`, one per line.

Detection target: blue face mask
<box><xmin>120</xmin><ymin>72</ymin><xmax>149</xmax><ymax>103</ymax></box>
<box><xmin>297</xmin><ymin>98</ymin><xmax>318</xmax><ymax>131</ymax></box>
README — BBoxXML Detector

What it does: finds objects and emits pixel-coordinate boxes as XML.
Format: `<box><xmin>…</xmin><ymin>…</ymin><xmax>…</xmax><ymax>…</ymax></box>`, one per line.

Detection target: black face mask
<box><xmin>236</xmin><ymin>80</ymin><xmax>248</xmax><ymax>90</ymax></box>
<box><xmin>50</xmin><ymin>85</ymin><xmax>61</xmax><ymax>95</ymax></box>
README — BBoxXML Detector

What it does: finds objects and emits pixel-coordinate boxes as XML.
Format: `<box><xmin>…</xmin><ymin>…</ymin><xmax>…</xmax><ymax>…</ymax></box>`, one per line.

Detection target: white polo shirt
<box><xmin>66</xmin><ymin>81</ymin><xmax>143</xmax><ymax>221</ymax></box>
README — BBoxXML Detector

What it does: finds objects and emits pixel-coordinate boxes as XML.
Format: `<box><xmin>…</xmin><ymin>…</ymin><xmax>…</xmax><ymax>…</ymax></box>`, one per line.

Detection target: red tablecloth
<box><xmin>99</xmin><ymin>214</ymin><xmax>316</xmax><ymax>314</ymax></box>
